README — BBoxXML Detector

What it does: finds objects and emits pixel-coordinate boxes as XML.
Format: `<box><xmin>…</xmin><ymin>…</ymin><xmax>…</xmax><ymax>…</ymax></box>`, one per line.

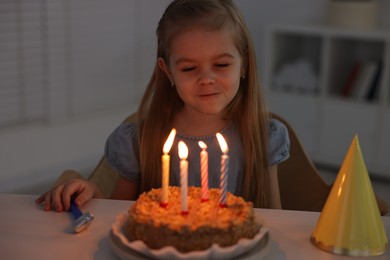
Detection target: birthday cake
<box><xmin>127</xmin><ymin>186</ymin><xmax>261</xmax><ymax>253</ymax></box>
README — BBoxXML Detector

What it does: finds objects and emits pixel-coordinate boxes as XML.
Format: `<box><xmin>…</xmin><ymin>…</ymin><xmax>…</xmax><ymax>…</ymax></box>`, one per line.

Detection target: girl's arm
<box><xmin>269</xmin><ymin>165</ymin><xmax>282</xmax><ymax>209</ymax></box>
<box><xmin>110</xmin><ymin>175</ymin><xmax>139</xmax><ymax>201</ymax></box>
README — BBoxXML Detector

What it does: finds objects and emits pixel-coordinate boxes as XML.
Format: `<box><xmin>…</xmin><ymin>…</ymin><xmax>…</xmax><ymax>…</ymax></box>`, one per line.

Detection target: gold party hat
<box><xmin>311</xmin><ymin>134</ymin><xmax>388</xmax><ymax>256</ymax></box>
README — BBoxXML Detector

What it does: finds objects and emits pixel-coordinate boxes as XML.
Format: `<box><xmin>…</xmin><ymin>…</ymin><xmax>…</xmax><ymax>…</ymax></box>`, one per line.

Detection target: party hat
<box><xmin>311</xmin><ymin>134</ymin><xmax>388</xmax><ymax>256</ymax></box>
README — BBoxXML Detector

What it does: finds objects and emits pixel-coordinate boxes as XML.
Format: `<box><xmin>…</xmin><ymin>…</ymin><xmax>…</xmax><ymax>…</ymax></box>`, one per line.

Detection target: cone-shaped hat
<box><xmin>311</xmin><ymin>134</ymin><xmax>388</xmax><ymax>256</ymax></box>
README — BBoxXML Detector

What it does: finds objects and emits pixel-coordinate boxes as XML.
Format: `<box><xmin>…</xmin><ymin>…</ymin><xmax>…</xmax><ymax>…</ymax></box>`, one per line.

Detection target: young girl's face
<box><xmin>159</xmin><ymin>26</ymin><xmax>242</xmax><ymax>117</ymax></box>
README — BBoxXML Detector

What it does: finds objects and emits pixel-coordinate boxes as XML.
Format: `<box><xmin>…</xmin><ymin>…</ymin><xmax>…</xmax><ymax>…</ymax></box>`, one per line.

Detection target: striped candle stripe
<box><xmin>219</xmin><ymin>154</ymin><xmax>229</xmax><ymax>206</ymax></box>
<box><xmin>198</xmin><ymin>141</ymin><xmax>209</xmax><ymax>202</ymax></box>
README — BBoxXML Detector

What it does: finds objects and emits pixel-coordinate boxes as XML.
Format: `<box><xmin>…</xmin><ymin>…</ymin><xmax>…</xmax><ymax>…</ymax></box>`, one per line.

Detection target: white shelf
<box><xmin>264</xmin><ymin>24</ymin><xmax>390</xmax><ymax>178</ymax></box>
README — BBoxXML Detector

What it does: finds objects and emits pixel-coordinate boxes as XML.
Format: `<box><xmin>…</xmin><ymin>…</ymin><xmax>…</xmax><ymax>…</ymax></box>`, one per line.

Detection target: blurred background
<box><xmin>0</xmin><ymin>0</ymin><xmax>389</xmax><ymax>196</ymax></box>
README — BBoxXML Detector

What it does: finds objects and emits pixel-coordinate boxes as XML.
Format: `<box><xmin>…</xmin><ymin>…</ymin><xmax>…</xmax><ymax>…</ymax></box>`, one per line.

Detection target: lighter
<box><xmin>69</xmin><ymin>200</ymin><xmax>94</xmax><ymax>233</ymax></box>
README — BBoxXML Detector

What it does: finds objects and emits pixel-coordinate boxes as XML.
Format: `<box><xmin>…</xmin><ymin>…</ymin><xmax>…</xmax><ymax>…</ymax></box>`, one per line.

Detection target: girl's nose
<box><xmin>198</xmin><ymin>69</ymin><xmax>216</xmax><ymax>85</ymax></box>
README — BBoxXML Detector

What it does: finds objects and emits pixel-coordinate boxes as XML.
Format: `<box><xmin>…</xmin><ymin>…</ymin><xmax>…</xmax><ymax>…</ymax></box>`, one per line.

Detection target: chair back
<box><xmin>271</xmin><ymin>113</ymin><xmax>331</xmax><ymax>211</ymax></box>
<box><xmin>271</xmin><ymin>113</ymin><xmax>389</xmax><ymax>215</ymax></box>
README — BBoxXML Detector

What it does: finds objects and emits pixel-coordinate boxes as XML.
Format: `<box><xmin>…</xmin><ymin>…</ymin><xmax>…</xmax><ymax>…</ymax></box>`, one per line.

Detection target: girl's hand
<box><xmin>35</xmin><ymin>179</ymin><xmax>98</xmax><ymax>212</ymax></box>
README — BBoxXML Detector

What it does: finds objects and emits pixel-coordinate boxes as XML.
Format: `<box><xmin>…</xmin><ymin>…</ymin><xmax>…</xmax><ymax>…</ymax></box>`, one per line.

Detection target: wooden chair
<box><xmin>54</xmin><ymin>112</ymin><xmax>389</xmax><ymax>215</ymax></box>
<box><xmin>271</xmin><ymin>113</ymin><xmax>389</xmax><ymax>215</ymax></box>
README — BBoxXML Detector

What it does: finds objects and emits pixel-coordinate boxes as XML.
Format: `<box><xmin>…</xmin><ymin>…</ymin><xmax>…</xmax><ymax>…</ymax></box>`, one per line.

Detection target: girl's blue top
<box><xmin>104</xmin><ymin>119</ymin><xmax>290</xmax><ymax>196</ymax></box>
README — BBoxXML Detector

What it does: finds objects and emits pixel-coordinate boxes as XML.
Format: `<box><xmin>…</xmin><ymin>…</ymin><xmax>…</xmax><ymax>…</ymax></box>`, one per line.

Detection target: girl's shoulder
<box><xmin>114</xmin><ymin>121</ymin><xmax>138</xmax><ymax>135</ymax></box>
<box><xmin>269</xmin><ymin>118</ymin><xmax>287</xmax><ymax>137</ymax></box>
<box><xmin>104</xmin><ymin>121</ymin><xmax>140</xmax><ymax>182</ymax></box>
<box><xmin>268</xmin><ymin>119</ymin><xmax>290</xmax><ymax>165</ymax></box>
<box><xmin>105</xmin><ymin>121</ymin><xmax>138</xmax><ymax>152</ymax></box>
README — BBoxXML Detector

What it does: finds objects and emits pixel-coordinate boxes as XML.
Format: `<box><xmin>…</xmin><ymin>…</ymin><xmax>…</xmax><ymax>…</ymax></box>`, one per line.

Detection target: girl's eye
<box><xmin>181</xmin><ymin>67</ymin><xmax>195</xmax><ymax>72</ymax></box>
<box><xmin>215</xmin><ymin>63</ymin><xmax>229</xmax><ymax>68</ymax></box>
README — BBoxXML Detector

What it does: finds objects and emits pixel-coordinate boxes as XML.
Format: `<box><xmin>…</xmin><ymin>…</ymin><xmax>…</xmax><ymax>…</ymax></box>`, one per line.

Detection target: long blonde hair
<box><xmin>137</xmin><ymin>0</ymin><xmax>271</xmax><ymax>208</ymax></box>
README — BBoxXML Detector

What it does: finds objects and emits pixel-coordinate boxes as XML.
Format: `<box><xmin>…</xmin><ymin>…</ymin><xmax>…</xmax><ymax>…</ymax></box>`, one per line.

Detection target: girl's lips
<box><xmin>198</xmin><ymin>92</ymin><xmax>219</xmax><ymax>97</ymax></box>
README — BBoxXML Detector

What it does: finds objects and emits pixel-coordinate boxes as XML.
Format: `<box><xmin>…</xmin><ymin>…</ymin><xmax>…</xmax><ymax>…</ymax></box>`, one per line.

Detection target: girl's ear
<box><xmin>241</xmin><ymin>59</ymin><xmax>247</xmax><ymax>79</ymax></box>
<box><xmin>158</xmin><ymin>57</ymin><xmax>174</xmax><ymax>83</ymax></box>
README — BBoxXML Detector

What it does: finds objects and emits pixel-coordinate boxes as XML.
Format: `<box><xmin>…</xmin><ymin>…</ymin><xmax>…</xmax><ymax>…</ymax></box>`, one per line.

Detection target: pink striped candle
<box><xmin>198</xmin><ymin>141</ymin><xmax>209</xmax><ymax>202</ymax></box>
<box><xmin>216</xmin><ymin>133</ymin><xmax>229</xmax><ymax>207</ymax></box>
<box><xmin>178</xmin><ymin>141</ymin><xmax>189</xmax><ymax>215</ymax></box>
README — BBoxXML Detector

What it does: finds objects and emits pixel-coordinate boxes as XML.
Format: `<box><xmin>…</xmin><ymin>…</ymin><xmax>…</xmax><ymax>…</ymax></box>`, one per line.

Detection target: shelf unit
<box><xmin>263</xmin><ymin>24</ymin><xmax>390</xmax><ymax>178</ymax></box>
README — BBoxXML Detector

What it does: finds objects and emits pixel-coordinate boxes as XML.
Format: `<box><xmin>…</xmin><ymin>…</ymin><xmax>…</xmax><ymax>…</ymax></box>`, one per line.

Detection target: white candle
<box><xmin>161</xmin><ymin>128</ymin><xmax>176</xmax><ymax>207</ymax></box>
<box><xmin>198</xmin><ymin>141</ymin><xmax>209</xmax><ymax>202</ymax></box>
<box><xmin>178</xmin><ymin>141</ymin><xmax>189</xmax><ymax>214</ymax></box>
<box><xmin>216</xmin><ymin>133</ymin><xmax>229</xmax><ymax>207</ymax></box>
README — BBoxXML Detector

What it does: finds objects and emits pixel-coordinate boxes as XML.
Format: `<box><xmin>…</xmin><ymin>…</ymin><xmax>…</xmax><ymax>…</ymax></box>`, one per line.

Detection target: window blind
<box><xmin>0</xmin><ymin>0</ymin><xmax>48</xmax><ymax>127</ymax></box>
<box><xmin>0</xmin><ymin>0</ymin><xmax>160</xmax><ymax>129</ymax></box>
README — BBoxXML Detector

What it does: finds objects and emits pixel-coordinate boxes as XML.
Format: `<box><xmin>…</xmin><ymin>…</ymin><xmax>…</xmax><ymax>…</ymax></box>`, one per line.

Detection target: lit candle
<box><xmin>178</xmin><ymin>141</ymin><xmax>189</xmax><ymax>215</ymax></box>
<box><xmin>198</xmin><ymin>141</ymin><xmax>209</xmax><ymax>202</ymax></box>
<box><xmin>161</xmin><ymin>128</ymin><xmax>176</xmax><ymax>207</ymax></box>
<box><xmin>216</xmin><ymin>133</ymin><xmax>229</xmax><ymax>207</ymax></box>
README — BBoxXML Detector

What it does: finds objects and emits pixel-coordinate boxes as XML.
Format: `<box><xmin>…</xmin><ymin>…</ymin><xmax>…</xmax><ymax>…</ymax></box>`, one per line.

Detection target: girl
<box><xmin>36</xmin><ymin>0</ymin><xmax>289</xmax><ymax>211</ymax></box>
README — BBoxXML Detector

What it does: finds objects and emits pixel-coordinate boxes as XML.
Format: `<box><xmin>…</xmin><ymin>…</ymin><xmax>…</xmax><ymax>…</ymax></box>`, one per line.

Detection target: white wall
<box><xmin>1</xmin><ymin>0</ymin><xmax>389</xmax><ymax>194</ymax></box>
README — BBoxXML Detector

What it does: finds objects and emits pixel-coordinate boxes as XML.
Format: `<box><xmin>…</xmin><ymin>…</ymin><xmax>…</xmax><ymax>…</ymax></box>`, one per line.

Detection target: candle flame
<box><xmin>216</xmin><ymin>133</ymin><xmax>228</xmax><ymax>153</ymax></box>
<box><xmin>163</xmin><ymin>128</ymin><xmax>176</xmax><ymax>154</ymax></box>
<box><xmin>178</xmin><ymin>141</ymin><xmax>189</xmax><ymax>159</ymax></box>
<box><xmin>198</xmin><ymin>141</ymin><xmax>207</xmax><ymax>149</ymax></box>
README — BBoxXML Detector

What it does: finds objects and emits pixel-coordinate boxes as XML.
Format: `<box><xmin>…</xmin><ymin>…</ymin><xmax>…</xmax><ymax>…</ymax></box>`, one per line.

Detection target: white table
<box><xmin>0</xmin><ymin>193</ymin><xmax>388</xmax><ymax>259</ymax></box>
